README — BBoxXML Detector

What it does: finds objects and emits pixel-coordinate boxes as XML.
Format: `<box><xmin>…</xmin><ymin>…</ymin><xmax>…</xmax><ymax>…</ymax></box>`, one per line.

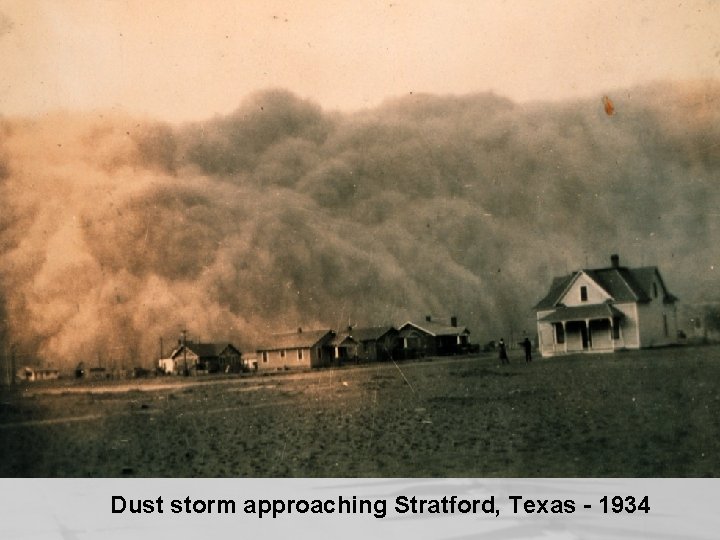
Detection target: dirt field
<box><xmin>2</xmin><ymin>345</ymin><xmax>720</xmax><ymax>477</ymax></box>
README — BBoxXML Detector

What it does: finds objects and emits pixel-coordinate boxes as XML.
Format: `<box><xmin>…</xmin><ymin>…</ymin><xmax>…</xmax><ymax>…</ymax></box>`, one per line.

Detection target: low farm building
<box><xmin>163</xmin><ymin>342</ymin><xmax>242</xmax><ymax>374</ymax></box>
<box><xmin>398</xmin><ymin>316</ymin><xmax>473</xmax><ymax>358</ymax></box>
<box><xmin>329</xmin><ymin>326</ymin><xmax>401</xmax><ymax>362</ymax></box>
<box><xmin>256</xmin><ymin>328</ymin><xmax>335</xmax><ymax>369</ymax></box>
<box><xmin>16</xmin><ymin>366</ymin><xmax>60</xmax><ymax>382</ymax></box>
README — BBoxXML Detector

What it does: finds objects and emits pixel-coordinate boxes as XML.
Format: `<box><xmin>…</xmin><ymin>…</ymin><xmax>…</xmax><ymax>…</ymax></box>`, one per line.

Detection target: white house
<box><xmin>534</xmin><ymin>254</ymin><xmax>678</xmax><ymax>357</ymax></box>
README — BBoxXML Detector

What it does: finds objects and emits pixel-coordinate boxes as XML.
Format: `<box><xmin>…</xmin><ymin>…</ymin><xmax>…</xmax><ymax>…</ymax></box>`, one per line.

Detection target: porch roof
<box><xmin>539</xmin><ymin>303</ymin><xmax>625</xmax><ymax>323</ymax></box>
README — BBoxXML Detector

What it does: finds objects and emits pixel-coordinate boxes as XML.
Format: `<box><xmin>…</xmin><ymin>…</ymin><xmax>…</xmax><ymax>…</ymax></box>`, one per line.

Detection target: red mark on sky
<box><xmin>602</xmin><ymin>95</ymin><xmax>615</xmax><ymax>116</ymax></box>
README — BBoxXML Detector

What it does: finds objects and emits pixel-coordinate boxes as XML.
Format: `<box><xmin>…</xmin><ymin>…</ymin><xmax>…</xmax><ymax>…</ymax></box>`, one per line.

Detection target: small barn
<box><xmin>328</xmin><ymin>332</ymin><xmax>359</xmax><ymax>364</ymax></box>
<box><xmin>329</xmin><ymin>326</ymin><xmax>400</xmax><ymax>363</ymax></box>
<box><xmin>397</xmin><ymin>316</ymin><xmax>472</xmax><ymax>359</ymax></box>
<box><xmin>534</xmin><ymin>254</ymin><xmax>678</xmax><ymax>357</ymax></box>
<box><xmin>256</xmin><ymin>328</ymin><xmax>335</xmax><ymax>370</ymax></box>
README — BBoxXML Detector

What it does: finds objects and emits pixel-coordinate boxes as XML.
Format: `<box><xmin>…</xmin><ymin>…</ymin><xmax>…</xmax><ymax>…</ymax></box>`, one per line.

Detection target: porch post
<box><xmin>538</xmin><ymin>326</ymin><xmax>543</xmax><ymax>354</ymax></box>
<box><xmin>585</xmin><ymin>319</ymin><xmax>591</xmax><ymax>350</ymax></box>
<box><xmin>562</xmin><ymin>321</ymin><xmax>567</xmax><ymax>353</ymax></box>
<box><xmin>608</xmin><ymin>317</ymin><xmax>614</xmax><ymax>351</ymax></box>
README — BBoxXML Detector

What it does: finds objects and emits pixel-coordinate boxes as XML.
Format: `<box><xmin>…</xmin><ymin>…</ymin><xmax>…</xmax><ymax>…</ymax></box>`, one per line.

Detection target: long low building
<box><xmin>256</xmin><ymin>328</ymin><xmax>335</xmax><ymax>369</ymax></box>
<box><xmin>16</xmin><ymin>366</ymin><xmax>60</xmax><ymax>382</ymax></box>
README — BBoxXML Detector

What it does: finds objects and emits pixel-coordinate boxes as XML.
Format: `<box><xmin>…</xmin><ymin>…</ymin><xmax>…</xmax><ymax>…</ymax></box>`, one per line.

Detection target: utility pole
<box><xmin>10</xmin><ymin>344</ymin><xmax>16</xmax><ymax>386</ymax></box>
<box><xmin>2</xmin><ymin>343</ymin><xmax>7</xmax><ymax>386</ymax></box>
<box><xmin>181</xmin><ymin>329</ymin><xmax>189</xmax><ymax>376</ymax></box>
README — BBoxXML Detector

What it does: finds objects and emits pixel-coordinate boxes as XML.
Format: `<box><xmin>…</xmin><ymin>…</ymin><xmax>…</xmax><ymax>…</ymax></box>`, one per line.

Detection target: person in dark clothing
<box><xmin>522</xmin><ymin>337</ymin><xmax>532</xmax><ymax>363</ymax></box>
<box><xmin>498</xmin><ymin>338</ymin><xmax>509</xmax><ymax>365</ymax></box>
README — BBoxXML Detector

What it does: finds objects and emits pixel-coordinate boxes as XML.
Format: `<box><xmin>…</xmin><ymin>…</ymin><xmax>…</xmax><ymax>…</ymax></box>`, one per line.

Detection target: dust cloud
<box><xmin>1</xmin><ymin>82</ymin><xmax>718</xmax><ymax>367</ymax></box>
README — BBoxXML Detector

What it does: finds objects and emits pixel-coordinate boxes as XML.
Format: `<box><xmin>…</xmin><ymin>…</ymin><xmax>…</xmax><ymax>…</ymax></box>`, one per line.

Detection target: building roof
<box><xmin>351</xmin><ymin>325</ymin><xmax>397</xmax><ymax>341</ymax></box>
<box><xmin>539</xmin><ymin>303</ymin><xmax>626</xmax><ymax>323</ymax></box>
<box><xmin>399</xmin><ymin>320</ymin><xmax>470</xmax><ymax>337</ymax></box>
<box><xmin>170</xmin><ymin>342</ymin><xmax>239</xmax><ymax>360</ymax></box>
<box><xmin>257</xmin><ymin>329</ymin><xmax>335</xmax><ymax>352</ymax></box>
<box><xmin>330</xmin><ymin>326</ymin><xmax>397</xmax><ymax>346</ymax></box>
<box><xmin>534</xmin><ymin>275</ymin><xmax>576</xmax><ymax>310</ymax></box>
<box><xmin>329</xmin><ymin>334</ymin><xmax>359</xmax><ymax>347</ymax></box>
<box><xmin>535</xmin><ymin>263</ymin><xmax>677</xmax><ymax>310</ymax></box>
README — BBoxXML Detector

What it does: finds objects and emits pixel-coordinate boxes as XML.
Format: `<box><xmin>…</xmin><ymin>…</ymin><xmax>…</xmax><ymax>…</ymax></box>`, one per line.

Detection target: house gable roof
<box><xmin>329</xmin><ymin>326</ymin><xmax>397</xmax><ymax>347</ymax></box>
<box><xmin>535</xmin><ymin>263</ymin><xmax>677</xmax><ymax>310</ymax></box>
<box><xmin>338</xmin><ymin>326</ymin><xmax>397</xmax><ymax>342</ymax></box>
<box><xmin>257</xmin><ymin>329</ymin><xmax>335</xmax><ymax>351</ymax></box>
<box><xmin>351</xmin><ymin>325</ymin><xmax>398</xmax><ymax>341</ymax></box>
<box><xmin>586</xmin><ymin>268</ymin><xmax>645</xmax><ymax>302</ymax></box>
<box><xmin>218</xmin><ymin>344</ymin><xmax>242</xmax><ymax>356</ymax></box>
<box><xmin>329</xmin><ymin>334</ymin><xmax>359</xmax><ymax>347</ymax></box>
<box><xmin>170</xmin><ymin>342</ymin><xmax>239</xmax><ymax>360</ymax></box>
<box><xmin>630</xmin><ymin>266</ymin><xmax>678</xmax><ymax>303</ymax></box>
<box><xmin>534</xmin><ymin>274</ymin><xmax>576</xmax><ymax>310</ymax></box>
<box><xmin>399</xmin><ymin>320</ymin><xmax>470</xmax><ymax>337</ymax></box>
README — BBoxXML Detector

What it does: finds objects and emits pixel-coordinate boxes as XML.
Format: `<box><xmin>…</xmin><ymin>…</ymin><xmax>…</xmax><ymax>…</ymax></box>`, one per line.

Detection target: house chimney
<box><xmin>450</xmin><ymin>316</ymin><xmax>458</xmax><ymax>327</ymax></box>
<box><xmin>426</xmin><ymin>315</ymin><xmax>432</xmax><ymax>322</ymax></box>
<box><xmin>611</xmin><ymin>254</ymin><xmax>620</xmax><ymax>268</ymax></box>
<box><xmin>347</xmin><ymin>325</ymin><xmax>353</xmax><ymax>333</ymax></box>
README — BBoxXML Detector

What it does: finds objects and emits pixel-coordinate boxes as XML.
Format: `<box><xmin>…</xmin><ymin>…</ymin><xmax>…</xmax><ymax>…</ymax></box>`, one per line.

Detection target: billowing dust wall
<box><xmin>0</xmin><ymin>83</ymin><xmax>718</xmax><ymax>367</ymax></box>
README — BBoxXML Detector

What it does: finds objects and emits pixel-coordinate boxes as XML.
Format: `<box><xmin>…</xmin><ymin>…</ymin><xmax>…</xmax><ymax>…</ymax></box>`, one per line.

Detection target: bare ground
<box><xmin>1</xmin><ymin>346</ymin><xmax>719</xmax><ymax>477</ymax></box>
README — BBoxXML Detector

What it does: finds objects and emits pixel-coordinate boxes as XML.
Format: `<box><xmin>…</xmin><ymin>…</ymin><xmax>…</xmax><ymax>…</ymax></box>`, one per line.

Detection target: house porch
<box><xmin>539</xmin><ymin>304</ymin><xmax>625</xmax><ymax>355</ymax></box>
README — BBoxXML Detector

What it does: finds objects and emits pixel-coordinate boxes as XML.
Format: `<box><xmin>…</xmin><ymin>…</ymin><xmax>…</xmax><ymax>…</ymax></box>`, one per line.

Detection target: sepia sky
<box><xmin>0</xmin><ymin>0</ymin><xmax>718</xmax><ymax>122</ymax></box>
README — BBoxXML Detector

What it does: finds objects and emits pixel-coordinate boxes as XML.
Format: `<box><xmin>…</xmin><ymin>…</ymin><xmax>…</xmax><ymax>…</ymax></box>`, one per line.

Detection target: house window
<box><xmin>653</xmin><ymin>283</ymin><xmax>658</xmax><ymax>298</ymax></box>
<box><xmin>663</xmin><ymin>314</ymin><xmax>669</xmax><ymax>337</ymax></box>
<box><xmin>298</xmin><ymin>349</ymin><xmax>303</xmax><ymax>361</ymax></box>
<box><xmin>262</xmin><ymin>351</ymin><xmax>268</xmax><ymax>363</ymax></box>
<box><xmin>612</xmin><ymin>317</ymin><xmax>621</xmax><ymax>340</ymax></box>
<box><xmin>280</xmin><ymin>349</ymin><xmax>286</xmax><ymax>359</ymax></box>
<box><xmin>580</xmin><ymin>286</ymin><xmax>588</xmax><ymax>302</ymax></box>
<box><xmin>555</xmin><ymin>323</ymin><xmax>565</xmax><ymax>344</ymax></box>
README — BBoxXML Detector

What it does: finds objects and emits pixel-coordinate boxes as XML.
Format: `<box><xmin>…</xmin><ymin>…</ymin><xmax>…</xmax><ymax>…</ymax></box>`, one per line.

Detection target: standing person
<box><xmin>522</xmin><ymin>337</ymin><xmax>532</xmax><ymax>363</ymax></box>
<box><xmin>498</xmin><ymin>338</ymin><xmax>509</xmax><ymax>365</ymax></box>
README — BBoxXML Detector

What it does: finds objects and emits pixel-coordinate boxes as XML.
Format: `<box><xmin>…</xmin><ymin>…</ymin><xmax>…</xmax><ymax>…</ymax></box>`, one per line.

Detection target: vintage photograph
<box><xmin>1</xmin><ymin>1</ymin><xmax>719</xmax><ymax>477</ymax></box>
